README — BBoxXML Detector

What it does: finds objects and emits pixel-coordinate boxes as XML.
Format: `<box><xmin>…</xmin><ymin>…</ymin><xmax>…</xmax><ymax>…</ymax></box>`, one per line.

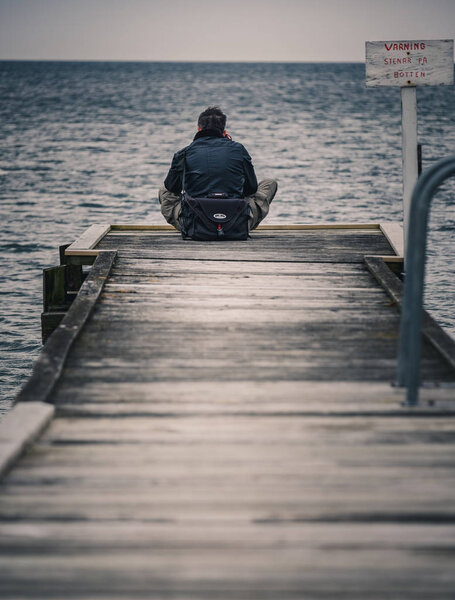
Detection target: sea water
<box><xmin>1</xmin><ymin>61</ymin><xmax>454</xmax><ymax>414</ymax></box>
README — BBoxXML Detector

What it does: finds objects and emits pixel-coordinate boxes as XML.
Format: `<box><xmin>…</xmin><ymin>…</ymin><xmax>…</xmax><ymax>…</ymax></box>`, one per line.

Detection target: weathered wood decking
<box><xmin>1</xmin><ymin>224</ymin><xmax>455</xmax><ymax>598</ymax></box>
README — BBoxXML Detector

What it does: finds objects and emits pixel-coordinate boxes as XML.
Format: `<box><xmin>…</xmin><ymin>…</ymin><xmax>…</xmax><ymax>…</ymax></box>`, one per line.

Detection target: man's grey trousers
<box><xmin>159</xmin><ymin>179</ymin><xmax>278</xmax><ymax>231</ymax></box>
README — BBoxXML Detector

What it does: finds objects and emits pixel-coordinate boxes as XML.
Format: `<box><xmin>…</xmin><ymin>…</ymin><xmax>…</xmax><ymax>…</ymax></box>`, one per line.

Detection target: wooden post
<box><xmin>41</xmin><ymin>263</ymin><xmax>84</xmax><ymax>343</ymax></box>
<box><xmin>401</xmin><ymin>86</ymin><xmax>418</xmax><ymax>256</ymax></box>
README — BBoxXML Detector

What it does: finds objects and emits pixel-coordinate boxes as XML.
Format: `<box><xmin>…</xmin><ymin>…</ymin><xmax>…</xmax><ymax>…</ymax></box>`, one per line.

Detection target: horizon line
<box><xmin>0</xmin><ymin>58</ymin><xmax>365</xmax><ymax>64</ymax></box>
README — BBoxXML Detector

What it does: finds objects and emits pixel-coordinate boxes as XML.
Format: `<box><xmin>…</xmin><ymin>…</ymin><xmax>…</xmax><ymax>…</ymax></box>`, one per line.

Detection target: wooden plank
<box><xmin>61</xmin><ymin>390</ymin><xmax>453</xmax><ymax>415</ymax></box>
<box><xmin>62</xmin><ymin>253</ymin><xmax>98</xmax><ymax>266</ymax></box>
<box><xmin>35</xmin><ymin>414</ymin><xmax>455</xmax><ymax>440</ymax></box>
<box><xmin>0</xmin><ymin>402</ymin><xmax>54</xmax><ymax>480</ymax></box>
<box><xmin>104</xmin><ymin>284</ymin><xmax>380</xmax><ymax>296</ymax></box>
<box><xmin>65</xmin><ymin>223</ymin><xmax>111</xmax><ymax>254</ymax></box>
<box><xmin>14</xmin><ymin>251</ymin><xmax>117</xmax><ymax>406</ymax></box>
<box><xmin>56</xmin><ymin>398</ymin><xmax>455</xmax><ymax>418</ymax></box>
<box><xmin>1</xmin><ymin>493</ymin><xmax>454</xmax><ymax>523</ymax></box>
<box><xmin>0</xmin><ymin>541</ymin><xmax>454</xmax><ymax>599</ymax></box>
<box><xmin>107</xmin><ymin>275</ymin><xmax>377</xmax><ymax>289</ymax></box>
<box><xmin>64</xmin><ymin>362</ymin><xmax>442</xmax><ymax>385</ymax></box>
<box><xmin>379</xmin><ymin>222</ymin><xmax>404</xmax><ymax>257</ymax></box>
<box><xmin>1</xmin><ymin>521</ymin><xmax>454</xmax><ymax>551</ymax></box>
<box><xmin>106</xmin><ymin>228</ymin><xmax>383</xmax><ymax>237</ymax></box>
<box><xmin>365</xmin><ymin>256</ymin><xmax>455</xmax><ymax>371</ymax></box>
<box><xmin>50</xmin><ymin>380</ymin><xmax>455</xmax><ymax>415</ymax></box>
<box><xmin>110</xmin><ymin>258</ymin><xmax>367</xmax><ymax>275</ymax></box>
<box><xmin>11</xmin><ymin>439</ymin><xmax>455</xmax><ymax>470</ymax></box>
<box><xmin>8</xmin><ymin>458</ymin><xmax>455</xmax><ymax>483</ymax></box>
<box><xmin>258</xmin><ymin>223</ymin><xmax>381</xmax><ymax>230</ymax></box>
<box><xmin>1</xmin><ymin>486</ymin><xmax>453</xmax><ymax>522</ymax></box>
<box><xmin>111</xmin><ymin>224</ymin><xmax>175</xmax><ymax>231</ymax></box>
<box><xmin>101</xmin><ymin>230</ymin><xmax>386</xmax><ymax>240</ymax></box>
<box><xmin>110</xmin><ymin>223</ymin><xmax>382</xmax><ymax>231</ymax></box>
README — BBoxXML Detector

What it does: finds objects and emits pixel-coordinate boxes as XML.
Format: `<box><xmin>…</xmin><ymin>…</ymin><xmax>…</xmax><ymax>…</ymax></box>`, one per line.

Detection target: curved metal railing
<box><xmin>396</xmin><ymin>154</ymin><xmax>455</xmax><ymax>406</ymax></box>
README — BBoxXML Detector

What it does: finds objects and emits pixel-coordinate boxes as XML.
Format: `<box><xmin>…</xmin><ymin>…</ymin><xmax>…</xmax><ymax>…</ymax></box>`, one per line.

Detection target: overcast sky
<box><xmin>0</xmin><ymin>0</ymin><xmax>454</xmax><ymax>62</ymax></box>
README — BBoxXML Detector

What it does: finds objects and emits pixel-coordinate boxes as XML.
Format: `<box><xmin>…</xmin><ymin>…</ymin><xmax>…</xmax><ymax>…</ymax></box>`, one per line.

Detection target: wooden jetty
<box><xmin>1</xmin><ymin>223</ymin><xmax>455</xmax><ymax>598</ymax></box>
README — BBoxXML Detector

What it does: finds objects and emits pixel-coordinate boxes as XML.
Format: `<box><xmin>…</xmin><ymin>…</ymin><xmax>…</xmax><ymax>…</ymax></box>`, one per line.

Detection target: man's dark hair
<box><xmin>198</xmin><ymin>106</ymin><xmax>226</xmax><ymax>133</ymax></box>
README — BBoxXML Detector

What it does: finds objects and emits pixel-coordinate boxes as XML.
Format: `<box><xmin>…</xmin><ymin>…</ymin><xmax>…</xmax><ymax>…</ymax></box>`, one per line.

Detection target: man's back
<box><xmin>164</xmin><ymin>132</ymin><xmax>258</xmax><ymax>199</ymax></box>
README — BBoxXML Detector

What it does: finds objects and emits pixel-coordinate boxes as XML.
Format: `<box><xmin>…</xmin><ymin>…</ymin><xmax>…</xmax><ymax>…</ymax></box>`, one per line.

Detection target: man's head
<box><xmin>197</xmin><ymin>106</ymin><xmax>227</xmax><ymax>134</ymax></box>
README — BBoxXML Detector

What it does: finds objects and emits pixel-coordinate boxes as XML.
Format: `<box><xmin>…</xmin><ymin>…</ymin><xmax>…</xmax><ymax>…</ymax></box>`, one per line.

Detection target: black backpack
<box><xmin>180</xmin><ymin>193</ymin><xmax>250</xmax><ymax>241</ymax></box>
<box><xmin>179</xmin><ymin>152</ymin><xmax>250</xmax><ymax>241</ymax></box>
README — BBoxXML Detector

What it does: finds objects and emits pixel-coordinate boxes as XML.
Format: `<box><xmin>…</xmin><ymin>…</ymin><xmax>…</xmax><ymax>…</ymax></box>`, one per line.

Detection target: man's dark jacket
<box><xmin>164</xmin><ymin>129</ymin><xmax>258</xmax><ymax>198</ymax></box>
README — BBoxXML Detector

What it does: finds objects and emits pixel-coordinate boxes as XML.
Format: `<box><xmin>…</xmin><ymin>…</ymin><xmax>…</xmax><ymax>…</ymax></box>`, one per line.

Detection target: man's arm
<box><xmin>164</xmin><ymin>149</ymin><xmax>185</xmax><ymax>194</ymax></box>
<box><xmin>242</xmin><ymin>146</ymin><xmax>258</xmax><ymax>197</ymax></box>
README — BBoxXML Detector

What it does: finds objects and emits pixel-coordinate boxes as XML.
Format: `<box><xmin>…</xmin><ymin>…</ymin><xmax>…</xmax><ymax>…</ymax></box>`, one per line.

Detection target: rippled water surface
<box><xmin>1</xmin><ymin>61</ymin><xmax>454</xmax><ymax>413</ymax></box>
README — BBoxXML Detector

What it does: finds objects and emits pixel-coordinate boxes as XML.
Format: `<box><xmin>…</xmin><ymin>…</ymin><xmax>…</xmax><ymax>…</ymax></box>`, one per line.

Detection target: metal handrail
<box><xmin>396</xmin><ymin>154</ymin><xmax>455</xmax><ymax>406</ymax></box>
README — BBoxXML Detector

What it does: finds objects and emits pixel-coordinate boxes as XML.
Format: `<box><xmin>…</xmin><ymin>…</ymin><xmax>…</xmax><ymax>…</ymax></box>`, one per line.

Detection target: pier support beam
<box><xmin>401</xmin><ymin>86</ymin><xmax>418</xmax><ymax>256</ymax></box>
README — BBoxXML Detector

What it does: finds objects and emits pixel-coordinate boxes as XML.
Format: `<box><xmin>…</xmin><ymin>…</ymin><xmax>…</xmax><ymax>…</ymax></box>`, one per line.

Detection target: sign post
<box><xmin>400</xmin><ymin>85</ymin><xmax>418</xmax><ymax>245</ymax></box>
<box><xmin>365</xmin><ymin>39</ymin><xmax>454</xmax><ymax>256</ymax></box>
